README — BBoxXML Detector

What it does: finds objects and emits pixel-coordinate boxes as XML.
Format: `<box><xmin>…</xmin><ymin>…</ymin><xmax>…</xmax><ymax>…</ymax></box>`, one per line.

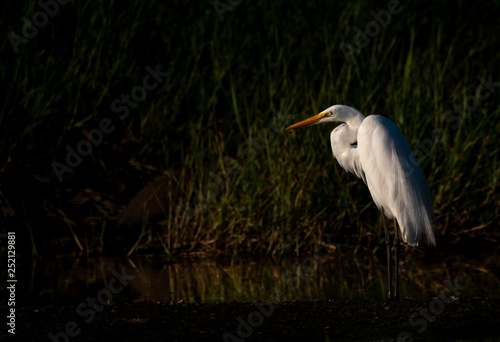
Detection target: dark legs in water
<box><xmin>381</xmin><ymin>211</ymin><xmax>393</xmax><ymax>300</ymax></box>
<box><xmin>393</xmin><ymin>218</ymin><xmax>399</xmax><ymax>300</ymax></box>
<box><xmin>380</xmin><ymin>211</ymin><xmax>400</xmax><ymax>300</ymax></box>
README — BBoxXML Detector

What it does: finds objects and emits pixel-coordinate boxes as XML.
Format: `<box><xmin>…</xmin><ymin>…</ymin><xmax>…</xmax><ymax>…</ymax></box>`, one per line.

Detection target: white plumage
<box><xmin>287</xmin><ymin>105</ymin><xmax>436</xmax><ymax>247</ymax></box>
<box><xmin>357</xmin><ymin>114</ymin><xmax>436</xmax><ymax>247</ymax></box>
<box><xmin>285</xmin><ymin>104</ymin><xmax>437</xmax><ymax>299</ymax></box>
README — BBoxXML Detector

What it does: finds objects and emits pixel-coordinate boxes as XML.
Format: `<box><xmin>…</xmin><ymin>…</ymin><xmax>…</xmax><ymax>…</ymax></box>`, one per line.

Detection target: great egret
<box><xmin>285</xmin><ymin>105</ymin><xmax>436</xmax><ymax>300</ymax></box>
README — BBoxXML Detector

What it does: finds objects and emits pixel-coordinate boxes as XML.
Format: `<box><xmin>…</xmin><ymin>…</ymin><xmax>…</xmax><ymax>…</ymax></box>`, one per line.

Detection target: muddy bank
<box><xmin>9</xmin><ymin>298</ymin><xmax>500</xmax><ymax>341</ymax></box>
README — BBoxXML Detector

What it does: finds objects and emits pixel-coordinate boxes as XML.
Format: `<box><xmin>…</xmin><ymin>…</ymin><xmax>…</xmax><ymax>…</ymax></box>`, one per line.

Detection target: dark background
<box><xmin>1</xmin><ymin>0</ymin><xmax>499</xmax><ymax>259</ymax></box>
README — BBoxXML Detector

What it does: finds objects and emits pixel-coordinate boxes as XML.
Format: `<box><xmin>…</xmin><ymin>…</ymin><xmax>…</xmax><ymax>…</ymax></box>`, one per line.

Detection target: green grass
<box><xmin>1</xmin><ymin>0</ymin><xmax>499</xmax><ymax>257</ymax></box>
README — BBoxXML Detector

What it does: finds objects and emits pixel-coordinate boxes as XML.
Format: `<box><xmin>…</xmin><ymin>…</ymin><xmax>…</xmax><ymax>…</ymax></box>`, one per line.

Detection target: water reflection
<box><xmin>15</xmin><ymin>251</ymin><xmax>500</xmax><ymax>305</ymax></box>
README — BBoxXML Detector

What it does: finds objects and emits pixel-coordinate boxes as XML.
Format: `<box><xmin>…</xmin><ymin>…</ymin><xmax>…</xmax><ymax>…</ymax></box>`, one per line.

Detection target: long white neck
<box><xmin>329</xmin><ymin>117</ymin><xmax>366</xmax><ymax>183</ymax></box>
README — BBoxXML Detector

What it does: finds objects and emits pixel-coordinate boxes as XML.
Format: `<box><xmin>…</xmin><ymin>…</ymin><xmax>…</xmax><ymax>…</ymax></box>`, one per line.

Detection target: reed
<box><xmin>2</xmin><ymin>0</ymin><xmax>499</xmax><ymax>257</ymax></box>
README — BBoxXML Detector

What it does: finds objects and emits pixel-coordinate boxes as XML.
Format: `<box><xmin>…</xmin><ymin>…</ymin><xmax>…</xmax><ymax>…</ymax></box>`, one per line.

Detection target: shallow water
<box><xmin>12</xmin><ymin>250</ymin><xmax>500</xmax><ymax>306</ymax></box>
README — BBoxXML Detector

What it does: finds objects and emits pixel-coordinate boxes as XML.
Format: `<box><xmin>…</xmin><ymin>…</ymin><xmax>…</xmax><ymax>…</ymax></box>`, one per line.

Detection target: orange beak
<box><xmin>285</xmin><ymin>112</ymin><xmax>330</xmax><ymax>131</ymax></box>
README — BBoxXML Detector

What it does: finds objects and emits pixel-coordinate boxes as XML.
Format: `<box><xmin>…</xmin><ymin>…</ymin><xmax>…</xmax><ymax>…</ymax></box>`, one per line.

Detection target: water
<box><xmin>12</xmin><ymin>251</ymin><xmax>500</xmax><ymax>306</ymax></box>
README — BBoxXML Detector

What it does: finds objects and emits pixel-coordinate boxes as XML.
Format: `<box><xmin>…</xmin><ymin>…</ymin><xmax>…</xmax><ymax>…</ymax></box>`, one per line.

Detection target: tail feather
<box><xmin>393</xmin><ymin>151</ymin><xmax>436</xmax><ymax>247</ymax></box>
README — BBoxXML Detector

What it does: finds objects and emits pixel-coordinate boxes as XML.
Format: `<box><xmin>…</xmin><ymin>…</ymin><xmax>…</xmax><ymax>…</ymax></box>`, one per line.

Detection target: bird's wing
<box><xmin>357</xmin><ymin>115</ymin><xmax>436</xmax><ymax>246</ymax></box>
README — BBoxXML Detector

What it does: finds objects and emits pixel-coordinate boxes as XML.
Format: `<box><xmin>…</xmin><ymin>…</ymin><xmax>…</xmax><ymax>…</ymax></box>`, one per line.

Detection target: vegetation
<box><xmin>1</xmin><ymin>0</ymin><xmax>499</xmax><ymax>258</ymax></box>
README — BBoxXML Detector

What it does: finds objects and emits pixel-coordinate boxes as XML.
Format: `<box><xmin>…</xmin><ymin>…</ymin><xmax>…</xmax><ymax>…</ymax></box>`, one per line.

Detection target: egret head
<box><xmin>285</xmin><ymin>105</ymin><xmax>364</xmax><ymax>131</ymax></box>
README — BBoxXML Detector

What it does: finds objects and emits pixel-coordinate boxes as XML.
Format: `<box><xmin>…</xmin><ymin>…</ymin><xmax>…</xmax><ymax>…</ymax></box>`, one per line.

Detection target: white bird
<box><xmin>285</xmin><ymin>105</ymin><xmax>436</xmax><ymax>300</ymax></box>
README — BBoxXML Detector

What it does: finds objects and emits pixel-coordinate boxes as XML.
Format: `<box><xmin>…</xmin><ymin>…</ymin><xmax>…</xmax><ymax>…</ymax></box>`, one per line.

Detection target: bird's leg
<box><xmin>381</xmin><ymin>211</ymin><xmax>393</xmax><ymax>300</ymax></box>
<box><xmin>393</xmin><ymin>218</ymin><xmax>399</xmax><ymax>300</ymax></box>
